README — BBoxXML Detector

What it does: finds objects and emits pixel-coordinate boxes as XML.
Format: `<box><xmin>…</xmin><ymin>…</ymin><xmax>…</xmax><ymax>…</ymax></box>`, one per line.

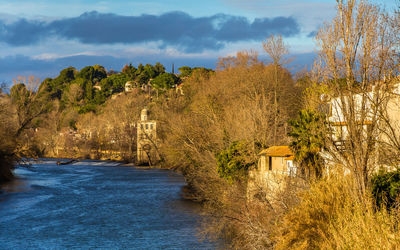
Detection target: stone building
<box><xmin>257</xmin><ymin>146</ymin><xmax>297</xmax><ymax>176</ymax></box>
<box><xmin>137</xmin><ymin>108</ymin><xmax>158</xmax><ymax>165</ymax></box>
<box><xmin>247</xmin><ymin>146</ymin><xmax>298</xmax><ymax>201</ymax></box>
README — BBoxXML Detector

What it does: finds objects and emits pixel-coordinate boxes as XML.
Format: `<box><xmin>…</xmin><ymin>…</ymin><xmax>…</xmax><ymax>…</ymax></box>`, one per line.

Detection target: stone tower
<box><xmin>137</xmin><ymin>108</ymin><xmax>158</xmax><ymax>165</ymax></box>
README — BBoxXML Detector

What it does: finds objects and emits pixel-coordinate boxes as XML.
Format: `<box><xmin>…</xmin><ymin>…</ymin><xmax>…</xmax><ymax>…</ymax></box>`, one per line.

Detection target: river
<box><xmin>0</xmin><ymin>159</ymin><xmax>216</xmax><ymax>249</ymax></box>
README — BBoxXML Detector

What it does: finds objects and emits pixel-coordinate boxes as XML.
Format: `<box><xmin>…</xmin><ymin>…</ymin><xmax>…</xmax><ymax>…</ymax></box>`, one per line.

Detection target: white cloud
<box><xmin>31</xmin><ymin>51</ymin><xmax>99</xmax><ymax>60</ymax></box>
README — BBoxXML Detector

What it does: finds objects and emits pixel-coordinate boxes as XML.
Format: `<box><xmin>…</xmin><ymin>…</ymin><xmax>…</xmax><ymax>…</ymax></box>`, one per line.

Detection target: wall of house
<box><xmin>378</xmin><ymin>93</ymin><xmax>400</xmax><ymax>169</ymax></box>
<box><xmin>386</xmin><ymin>95</ymin><xmax>400</xmax><ymax>136</ymax></box>
<box><xmin>271</xmin><ymin>156</ymin><xmax>286</xmax><ymax>173</ymax></box>
<box><xmin>329</xmin><ymin>93</ymin><xmax>374</xmax><ymax>124</ymax></box>
<box><xmin>258</xmin><ymin>155</ymin><xmax>290</xmax><ymax>174</ymax></box>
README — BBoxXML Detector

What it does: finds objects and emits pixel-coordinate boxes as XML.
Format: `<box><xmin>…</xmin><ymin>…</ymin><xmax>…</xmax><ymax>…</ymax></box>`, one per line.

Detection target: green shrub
<box><xmin>216</xmin><ymin>141</ymin><xmax>253</xmax><ymax>182</ymax></box>
<box><xmin>372</xmin><ymin>169</ymin><xmax>400</xmax><ymax>209</ymax></box>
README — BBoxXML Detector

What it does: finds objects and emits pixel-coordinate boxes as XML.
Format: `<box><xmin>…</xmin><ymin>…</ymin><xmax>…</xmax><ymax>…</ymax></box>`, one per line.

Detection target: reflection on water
<box><xmin>0</xmin><ymin>160</ymin><xmax>215</xmax><ymax>249</ymax></box>
<box><xmin>0</xmin><ymin>178</ymin><xmax>30</xmax><ymax>194</ymax></box>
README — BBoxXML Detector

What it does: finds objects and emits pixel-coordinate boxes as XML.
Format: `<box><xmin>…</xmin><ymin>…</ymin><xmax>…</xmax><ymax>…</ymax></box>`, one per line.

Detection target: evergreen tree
<box><xmin>288</xmin><ymin>109</ymin><xmax>326</xmax><ymax>178</ymax></box>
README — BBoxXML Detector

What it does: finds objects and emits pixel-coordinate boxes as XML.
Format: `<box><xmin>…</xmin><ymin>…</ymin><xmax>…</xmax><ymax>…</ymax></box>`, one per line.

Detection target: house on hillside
<box><xmin>258</xmin><ymin>146</ymin><xmax>297</xmax><ymax>177</ymax></box>
<box><xmin>318</xmin><ymin>81</ymin><xmax>400</xmax><ymax>171</ymax></box>
<box><xmin>321</xmin><ymin>91</ymin><xmax>374</xmax><ymax>148</ymax></box>
<box><xmin>125</xmin><ymin>81</ymin><xmax>134</xmax><ymax>92</ymax></box>
<box><xmin>247</xmin><ymin>146</ymin><xmax>298</xmax><ymax>200</ymax></box>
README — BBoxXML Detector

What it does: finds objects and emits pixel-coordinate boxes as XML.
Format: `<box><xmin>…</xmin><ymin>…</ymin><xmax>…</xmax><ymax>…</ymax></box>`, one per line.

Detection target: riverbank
<box><xmin>0</xmin><ymin>154</ymin><xmax>15</xmax><ymax>184</ymax></box>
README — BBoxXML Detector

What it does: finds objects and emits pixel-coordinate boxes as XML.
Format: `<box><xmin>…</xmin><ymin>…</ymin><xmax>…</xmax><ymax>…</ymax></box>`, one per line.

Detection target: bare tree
<box><xmin>263</xmin><ymin>35</ymin><xmax>292</xmax><ymax>144</ymax></box>
<box><xmin>314</xmin><ymin>0</ymin><xmax>398</xmax><ymax>196</ymax></box>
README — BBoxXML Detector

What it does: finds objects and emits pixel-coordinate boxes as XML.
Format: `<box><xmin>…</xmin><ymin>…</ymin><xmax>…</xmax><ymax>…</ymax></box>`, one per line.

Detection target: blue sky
<box><xmin>0</xmin><ymin>0</ymin><xmax>396</xmax><ymax>83</ymax></box>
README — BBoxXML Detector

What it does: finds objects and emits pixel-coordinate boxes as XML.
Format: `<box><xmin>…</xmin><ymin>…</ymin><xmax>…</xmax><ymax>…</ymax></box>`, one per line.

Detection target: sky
<box><xmin>0</xmin><ymin>0</ymin><xmax>396</xmax><ymax>83</ymax></box>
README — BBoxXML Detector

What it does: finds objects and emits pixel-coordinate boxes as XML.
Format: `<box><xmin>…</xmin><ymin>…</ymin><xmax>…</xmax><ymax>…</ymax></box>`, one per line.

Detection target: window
<box><xmin>150</xmin><ymin>124</ymin><xmax>153</xmax><ymax>130</ymax></box>
<box><xmin>140</xmin><ymin>124</ymin><xmax>143</xmax><ymax>129</ymax></box>
<box><xmin>145</xmin><ymin>124</ymin><xmax>148</xmax><ymax>129</ymax></box>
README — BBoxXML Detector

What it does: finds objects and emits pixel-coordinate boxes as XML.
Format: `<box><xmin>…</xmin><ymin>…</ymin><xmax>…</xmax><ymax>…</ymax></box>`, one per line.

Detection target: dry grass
<box><xmin>276</xmin><ymin>175</ymin><xmax>400</xmax><ymax>249</ymax></box>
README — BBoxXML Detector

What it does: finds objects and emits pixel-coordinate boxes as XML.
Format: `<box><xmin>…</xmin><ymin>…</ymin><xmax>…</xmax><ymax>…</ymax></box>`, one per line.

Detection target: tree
<box><xmin>151</xmin><ymin>73</ymin><xmax>179</xmax><ymax>91</ymax></box>
<box><xmin>58</xmin><ymin>67</ymin><xmax>76</xmax><ymax>82</ymax></box>
<box><xmin>314</xmin><ymin>0</ymin><xmax>398</xmax><ymax>196</ymax></box>
<box><xmin>136</xmin><ymin>72</ymin><xmax>150</xmax><ymax>86</ymax></box>
<box><xmin>10</xmin><ymin>76</ymin><xmax>52</xmax><ymax>137</ymax></box>
<box><xmin>99</xmin><ymin>74</ymin><xmax>128</xmax><ymax>95</ymax></box>
<box><xmin>40</xmin><ymin>78</ymin><xmax>60</xmax><ymax>100</ymax></box>
<box><xmin>93</xmin><ymin>65</ymin><xmax>107</xmax><ymax>82</ymax></box>
<box><xmin>0</xmin><ymin>94</ymin><xmax>17</xmax><ymax>183</ymax></box>
<box><xmin>63</xmin><ymin>83</ymin><xmax>83</xmax><ymax>106</ymax></box>
<box><xmin>77</xmin><ymin>66</ymin><xmax>96</xmax><ymax>81</ymax></box>
<box><xmin>154</xmin><ymin>62</ymin><xmax>166</xmax><ymax>76</ymax></box>
<box><xmin>40</xmin><ymin>67</ymin><xmax>77</xmax><ymax>100</ymax></box>
<box><xmin>144</xmin><ymin>64</ymin><xmax>157</xmax><ymax>79</ymax></box>
<box><xmin>289</xmin><ymin>109</ymin><xmax>325</xmax><ymax>178</ymax></box>
<box><xmin>136</xmin><ymin>64</ymin><xmax>144</xmax><ymax>76</ymax></box>
<box><xmin>216</xmin><ymin>141</ymin><xmax>254</xmax><ymax>182</ymax></box>
<box><xmin>178</xmin><ymin>66</ymin><xmax>192</xmax><ymax>78</ymax></box>
<box><xmin>85</xmin><ymin>81</ymin><xmax>93</xmax><ymax>101</ymax></box>
<box><xmin>122</xmin><ymin>63</ymin><xmax>137</xmax><ymax>79</ymax></box>
<box><xmin>263</xmin><ymin>35</ymin><xmax>291</xmax><ymax>145</ymax></box>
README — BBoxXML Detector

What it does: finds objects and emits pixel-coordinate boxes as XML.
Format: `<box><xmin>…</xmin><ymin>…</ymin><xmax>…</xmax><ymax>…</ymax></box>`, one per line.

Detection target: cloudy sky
<box><xmin>0</xmin><ymin>0</ymin><xmax>395</xmax><ymax>83</ymax></box>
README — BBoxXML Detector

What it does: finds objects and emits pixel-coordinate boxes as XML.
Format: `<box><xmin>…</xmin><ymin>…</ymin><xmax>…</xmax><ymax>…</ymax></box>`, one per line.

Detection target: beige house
<box><xmin>258</xmin><ymin>146</ymin><xmax>297</xmax><ymax>176</ymax></box>
<box><xmin>248</xmin><ymin>146</ymin><xmax>297</xmax><ymax>201</ymax></box>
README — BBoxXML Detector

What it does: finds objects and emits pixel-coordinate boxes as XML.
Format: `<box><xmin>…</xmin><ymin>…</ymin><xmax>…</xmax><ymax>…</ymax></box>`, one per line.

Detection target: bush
<box><xmin>216</xmin><ymin>141</ymin><xmax>253</xmax><ymax>182</ymax></box>
<box><xmin>78</xmin><ymin>104</ymin><xmax>97</xmax><ymax>114</ymax></box>
<box><xmin>372</xmin><ymin>169</ymin><xmax>400</xmax><ymax>209</ymax></box>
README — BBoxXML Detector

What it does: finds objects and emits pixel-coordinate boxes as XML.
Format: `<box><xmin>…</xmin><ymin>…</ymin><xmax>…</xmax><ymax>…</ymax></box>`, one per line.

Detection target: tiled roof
<box><xmin>259</xmin><ymin>146</ymin><xmax>293</xmax><ymax>157</ymax></box>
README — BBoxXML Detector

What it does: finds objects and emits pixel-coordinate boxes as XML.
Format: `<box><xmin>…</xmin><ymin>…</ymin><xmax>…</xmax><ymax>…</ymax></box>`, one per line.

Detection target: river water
<box><xmin>0</xmin><ymin>160</ymin><xmax>215</xmax><ymax>249</ymax></box>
